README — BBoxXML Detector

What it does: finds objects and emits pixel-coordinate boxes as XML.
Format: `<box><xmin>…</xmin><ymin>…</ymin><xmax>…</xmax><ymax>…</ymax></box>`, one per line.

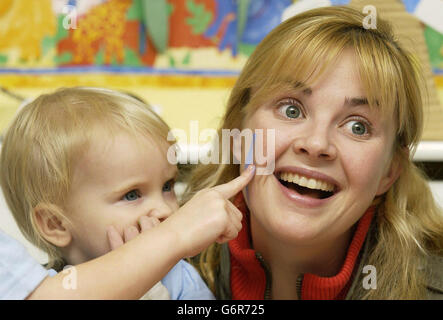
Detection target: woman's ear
<box><xmin>33</xmin><ymin>203</ymin><xmax>72</xmax><ymax>248</ymax></box>
<box><xmin>375</xmin><ymin>148</ymin><xmax>407</xmax><ymax>196</ymax></box>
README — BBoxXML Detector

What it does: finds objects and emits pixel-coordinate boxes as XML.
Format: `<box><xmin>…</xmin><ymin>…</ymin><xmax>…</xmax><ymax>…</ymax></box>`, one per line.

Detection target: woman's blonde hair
<box><xmin>0</xmin><ymin>87</ymin><xmax>173</xmax><ymax>270</ymax></box>
<box><xmin>184</xmin><ymin>6</ymin><xmax>443</xmax><ymax>299</ymax></box>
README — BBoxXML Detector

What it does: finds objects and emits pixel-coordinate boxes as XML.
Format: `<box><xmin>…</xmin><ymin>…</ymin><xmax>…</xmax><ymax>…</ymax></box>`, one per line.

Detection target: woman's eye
<box><xmin>162</xmin><ymin>180</ymin><xmax>175</xmax><ymax>192</ymax></box>
<box><xmin>346</xmin><ymin>120</ymin><xmax>369</xmax><ymax>136</ymax></box>
<box><xmin>123</xmin><ymin>190</ymin><xmax>140</xmax><ymax>201</ymax></box>
<box><xmin>278</xmin><ymin>102</ymin><xmax>303</xmax><ymax>119</ymax></box>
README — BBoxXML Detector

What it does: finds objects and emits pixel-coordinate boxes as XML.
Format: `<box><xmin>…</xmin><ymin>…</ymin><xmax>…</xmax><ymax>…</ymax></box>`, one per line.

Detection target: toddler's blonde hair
<box><xmin>0</xmin><ymin>87</ymin><xmax>173</xmax><ymax>270</ymax></box>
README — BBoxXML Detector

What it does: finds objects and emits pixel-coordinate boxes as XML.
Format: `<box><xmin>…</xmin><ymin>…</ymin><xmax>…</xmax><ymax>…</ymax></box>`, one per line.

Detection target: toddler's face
<box><xmin>63</xmin><ymin>132</ymin><xmax>179</xmax><ymax>264</ymax></box>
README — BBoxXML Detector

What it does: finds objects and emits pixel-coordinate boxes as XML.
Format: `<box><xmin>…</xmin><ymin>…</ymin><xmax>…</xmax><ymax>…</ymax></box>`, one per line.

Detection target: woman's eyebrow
<box><xmin>284</xmin><ymin>81</ymin><xmax>368</xmax><ymax>106</ymax></box>
<box><xmin>301</xmin><ymin>87</ymin><xmax>312</xmax><ymax>95</ymax></box>
<box><xmin>289</xmin><ymin>81</ymin><xmax>312</xmax><ymax>95</ymax></box>
<box><xmin>344</xmin><ymin>96</ymin><xmax>369</xmax><ymax>107</ymax></box>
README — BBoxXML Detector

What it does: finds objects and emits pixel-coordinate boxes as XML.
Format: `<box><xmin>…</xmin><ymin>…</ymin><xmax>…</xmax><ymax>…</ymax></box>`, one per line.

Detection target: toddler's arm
<box><xmin>26</xmin><ymin>222</ymin><xmax>183</xmax><ymax>299</ymax></box>
<box><xmin>26</xmin><ymin>165</ymin><xmax>255</xmax><ymax>299</ymax></box>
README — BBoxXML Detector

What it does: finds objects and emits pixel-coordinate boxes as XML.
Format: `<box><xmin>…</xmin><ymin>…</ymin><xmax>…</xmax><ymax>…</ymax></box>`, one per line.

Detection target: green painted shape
<box><xmin>141</xmin><ymin>0</ymin><xmax>169</xmax><ymax>53</ymax></box>
<box><xmin>237</xmin><ymin>0</ymin><xmax>250</xmax><ymax>42</ymax></box>
<box><xmin>182</xmin><ymin>51</ymin><xmax>191</xmax><ymax>65</ymax></box>
<box><xmin>238</xmin><ymin>43</ymin><xmax>256</xmax><ymax>57</ymax></box>
<box><xmin>124</xmin><ymin>47</ymin><xmax>142</xmax><ymax>66</ymax></box>
<box><xmin>424</xmin><ymin>26</ymin><xmax>443</xmax><ymax>68</ymax></box>
<box><xmin>0</xmin><ymin>55</ymin><xmax>8</xmax><ymax>64</ymax></box>
<box><xmin>127</xmin><ymin>0</ymin><xmax>143</xmax><ymax>20</ymax></box>
<box><xmin>41</xmin><ymin>36</ymin><xmax>55</xmax><ymax>56</ymax></box>
<box><xmin>94</xmin><ymin>48</ymin><xmax>105</xmax><ymax>65</ymax></box>
<box><xmin>55</xmin><ymin>15</ymin><xmax>69</xmax><ymax>42</ymax></box>
<box><xmin>111</xmin><ymin>54</ymin><xmax>119</xmax><ymax>66</ymax></box>
<box><xmin>167</xmin><ymin>2</ymin><xmax>174</xmax><ymax>16</ymax></box>
<box><xmin>54</xmin><ymin>52</ymin><xmax>73</xmax><ymax>64</ymax></box>
<box><xmin>186</xmin><ymin>0</ymin><xmax>212</xmax><ymax>35</ymax></box>
<box><xmin>169</xmin><ymin>54</ymin><xmax>175</xmax><ymax>67</ymax></box>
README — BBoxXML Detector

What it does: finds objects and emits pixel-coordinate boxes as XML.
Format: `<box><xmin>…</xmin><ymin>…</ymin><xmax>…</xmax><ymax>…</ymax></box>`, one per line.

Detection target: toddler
<box><xmin>0</xmin><ymin>87</ymin><xmax>254</xmax><ymax>299</ymax></box>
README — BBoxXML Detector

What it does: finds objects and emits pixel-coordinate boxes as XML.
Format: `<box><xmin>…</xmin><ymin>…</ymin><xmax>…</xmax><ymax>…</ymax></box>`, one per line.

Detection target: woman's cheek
<box><xmin>252</xmin><ymin>128</ymin><xmax>286</xmax><ymax>172</ymax></box>
<box><xmin>273</xmin><ymin>128</ymin><xmax>293</xmax><ymax>158</ymax></box>
<box><xmin>341</xmin><ymin>143</ymin><xmax>387</xmax><ymax>193</ymax></box>
<box><xmin>246</xmin><ymin>110</ymin><xmax>300</xmax><ymax>169</ymax></box>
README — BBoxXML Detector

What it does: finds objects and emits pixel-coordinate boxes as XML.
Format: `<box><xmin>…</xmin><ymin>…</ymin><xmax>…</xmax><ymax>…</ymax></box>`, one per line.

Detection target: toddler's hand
<box><xmin>107</xmin><ymin>216</ymin><xmax>161</xmax><ymax>250</ymax></box>
<box><xmin>167</xmin><ymin>165</ymin><xmax>256</xmax><ymax>258</ymax></box>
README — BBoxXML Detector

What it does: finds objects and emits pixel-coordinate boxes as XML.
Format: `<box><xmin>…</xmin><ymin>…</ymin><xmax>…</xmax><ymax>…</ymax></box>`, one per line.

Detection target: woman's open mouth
<box><xmin>274</xmin><ymin>169</ymin><xmax>340</xmax><ymax>207</ymax></box>
<box><xmin>278</xmin><ymin>172</ymin><xmax>335</xmax><ymax>199</ymax></box>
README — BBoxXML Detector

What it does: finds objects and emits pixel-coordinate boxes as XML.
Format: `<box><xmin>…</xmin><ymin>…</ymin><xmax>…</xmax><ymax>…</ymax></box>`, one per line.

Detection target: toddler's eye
<box><xmin>162</xmin><ymin>180</ymin><xmax>175</xmax><ymax>192</ymax></box>
<box><xmin>123</xmin><ymin>190</ymin><xmax>140</xmax><ymax>201</ymax></box>
<box><xmin>346</xmin><ymin>120</ymin><xmax>369</xmax><ymax>136</ymax></box>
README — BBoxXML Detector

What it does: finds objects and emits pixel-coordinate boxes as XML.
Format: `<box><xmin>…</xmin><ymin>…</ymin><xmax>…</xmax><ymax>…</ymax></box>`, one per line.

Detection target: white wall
<box><xmin>429</xmin><ymin>181</ymin><xmax>443</xmax><ymax>208</ymax></box>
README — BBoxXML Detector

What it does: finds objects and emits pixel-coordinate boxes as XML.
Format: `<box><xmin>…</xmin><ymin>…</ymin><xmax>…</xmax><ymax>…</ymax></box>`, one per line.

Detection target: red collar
<box><xmin>228</xmin><ymin>192</ymin><xmax>374</xmax><ymax>300</ymax></box>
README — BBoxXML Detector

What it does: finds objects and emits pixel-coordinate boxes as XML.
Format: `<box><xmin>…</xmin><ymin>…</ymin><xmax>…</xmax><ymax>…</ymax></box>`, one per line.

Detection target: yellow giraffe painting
<box><xmin>72</xmin><ymin>0</ymin><xmax>132</xmax><ymax>64</ymax></box>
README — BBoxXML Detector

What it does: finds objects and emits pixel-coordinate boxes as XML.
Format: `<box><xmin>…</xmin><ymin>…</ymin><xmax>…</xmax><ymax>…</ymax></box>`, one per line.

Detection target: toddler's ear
<box><xmin>33</xmin><ymin>203</ymin><xmax>72</xmax><ymax>248</ymax></box>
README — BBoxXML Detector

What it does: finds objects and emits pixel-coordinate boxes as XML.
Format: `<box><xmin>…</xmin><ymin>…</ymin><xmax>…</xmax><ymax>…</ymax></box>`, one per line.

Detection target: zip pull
<box><xmin>296</xmin><ymin>273</ymin><xmax>304</xmax><ymax>299</ymax></box>
<box><xmin>255</xmin><ymin>252</ymin><xmax>272</xmax><ymax>300</ymax></box>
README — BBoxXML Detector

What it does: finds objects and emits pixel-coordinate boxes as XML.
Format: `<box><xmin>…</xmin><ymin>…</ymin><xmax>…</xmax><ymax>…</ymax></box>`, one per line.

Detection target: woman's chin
<box><xmin>251</xmin><ymin>205</ymin><xmax>326</xmax><ymax>245</ymax></box>
<box><xmin>272</xmin><ymin>216</ymin><xmax>326</xmax><ymax>244</ymax></box>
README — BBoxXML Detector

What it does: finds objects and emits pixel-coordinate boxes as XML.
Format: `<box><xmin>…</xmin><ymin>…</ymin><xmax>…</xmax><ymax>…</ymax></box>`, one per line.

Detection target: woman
<box><xmin>184</xmin><ymin>6</ymin><xmax>443</xmax><ymax>299</ymax></box>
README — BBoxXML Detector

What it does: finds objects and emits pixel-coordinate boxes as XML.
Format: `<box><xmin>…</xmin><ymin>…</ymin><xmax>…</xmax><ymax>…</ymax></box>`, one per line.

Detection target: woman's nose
<box><xmin>291</xmin><ymin>125</ymin><xmax>337</xmax><ymax>161</ymax></box>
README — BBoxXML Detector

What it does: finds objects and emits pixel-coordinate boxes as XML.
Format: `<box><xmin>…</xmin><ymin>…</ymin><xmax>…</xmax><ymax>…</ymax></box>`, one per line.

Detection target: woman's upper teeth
<box><xmin>280</xmin><ymin>172</ymin><xmax>335</xmax><ymax>192</ymax></box>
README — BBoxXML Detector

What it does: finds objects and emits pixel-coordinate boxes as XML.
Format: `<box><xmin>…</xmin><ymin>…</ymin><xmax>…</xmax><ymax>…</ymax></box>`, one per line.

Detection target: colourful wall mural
<box><xmin>0</xmin><ymin>0</ymin><xmax>442</xmax><ymax>139</ymax></box>
<box><xmin>1</xmin><ymin>0</ymin><xmax>438</xmax><ymax>72</ymax></box>
<box><xmin>0</xmin><ymin>0</ymin><xmax>293</xmax><ymax>72</ymax></box>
